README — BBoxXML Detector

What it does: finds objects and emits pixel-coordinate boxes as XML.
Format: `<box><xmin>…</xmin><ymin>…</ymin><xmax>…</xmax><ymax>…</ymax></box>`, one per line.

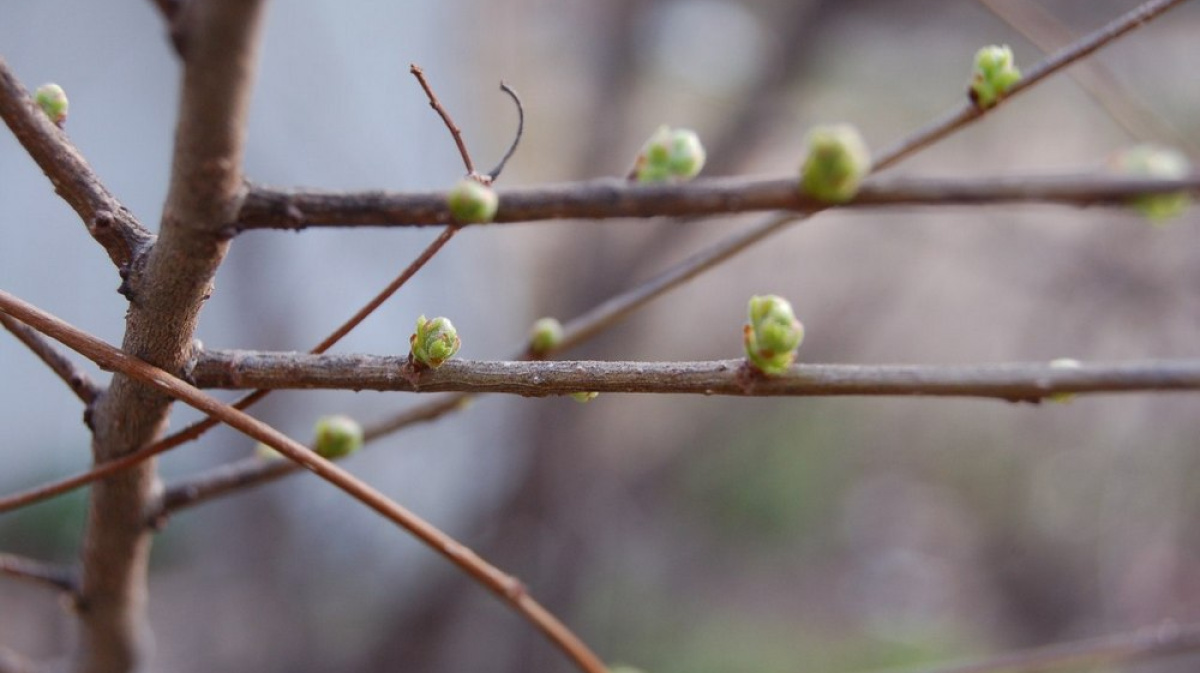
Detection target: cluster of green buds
<box><xmin>447</xmin><ymin>178</ymin><xmax>499</xmax><ymax>224</ymax></box>
<box><xmin>969</xmin><ymin>45</ymin><xmax>1022</xmax><ymax>109</ymax></box>
<box><xmin>799</xmin><ymin>124</ymin><xmax>870</xmax><ymax>203</ymax></box>
<box><xmin>1109</xmin><ymin>144</ymin><xmax>1192</xmax><ymax>223</ymax></box>
<box><xmin>410</xmin><ymin>315</ymin><xmax>461</xmax><ymax>368</ymax></box>
<box><xmin>34</xmin><ymin>83</ymin><xmax>68</xmax><ymax>126</ymax></box>
<box><xmin>743</xmin><ymin>294</ymin><xmax>804</xmax><ymax>376</ymax></box>
<box><xmin>528</xmin><ymin>317</ymin><xmax>564</xmax><ymax>357</ymax></box>
<box><xmin>632</xmin><ymin>125</ymin><xmax>706</xmax><ymax>183</ymax></box>
<box><xmin>313</xmin><ymin>414</ymin><xmax>364</xmax><ymax>459</ymax></box>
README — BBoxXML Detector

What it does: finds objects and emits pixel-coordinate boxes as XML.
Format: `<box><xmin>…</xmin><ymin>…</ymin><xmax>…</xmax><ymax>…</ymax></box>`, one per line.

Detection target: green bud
<box><xmin>1047</xmin><ymin>358</ymin><xmax>1081</xmax><ymax>404</ymax></box>
<box><xmin>571</xmin><ymin>391</ymin><xmax>599</xmax><ymax>403</ymax></box>
<box><xmin>799</xmin><ymin>124</ymin><xmax>870</xmax><ymax>203</ymax></box>
<box><xmin>410</xmin><ymin>315</ymin><xmax>461</xmax><ymax>368</ymax></box>
<box><xmin>34</xmin><ymin>83</ymin><xmax>68</xmax><ymax>126</ymax></box>
<box><xmin>1109</xmin><ymin>144</ymin><xmax>1192</xmax><ymax>223</ymax></box>
<box><xmin>447</xmin><ymin>179</ymin><xmax>499</xmax><ymax>224</ymax></box>
<box><xmin>313</xmin><ymin>414</ymin><xmax>364</xmax><ymax>459</ymax></box>
<box><xmin>529</xmin><ymin>317</ymin><xmax>564</xmax><ymax>356</ymax></box>
<box><xmin>634</xmin><ymin>125</ymin><xmax>706</xmax><ymax>183</ymax></box>
<box><xmin>743</xmin><ymin>294</ymin><xmax>804</xmax><ymax>376</ymax></box>
<box><xmin>969</xmin><ymin>45</ymin><xmax>1022</xmax><ymax>109</ymax></box>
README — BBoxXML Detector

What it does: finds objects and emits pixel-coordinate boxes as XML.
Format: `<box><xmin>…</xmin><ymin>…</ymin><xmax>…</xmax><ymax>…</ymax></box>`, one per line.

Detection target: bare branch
<box><xmin>0</xmin><ymin>553</ymin><xmax>78</xmax><ymax>595</ymax></box>
<box><xmin>410</xmin><ymin>64</ymin><xmax>476</xmax><ymax>177</ymax></box>
<box><xmin>0</xmin><ymin>59</ymin><xmax>153</xmax><ymax>271</ymax></box>
<box><xmin>0</xmin><ymin>313</ymin><xmax>100</xmax><ymax>405</ymax></box>
<box><xmin>873</xmin><ymin>0</ymin><xmax>1190</xmax><ymax>171</ymax></box>
<box><xmin>236</xmin><ymin>173</ymin><xmax>1200</xmax><ymax>230</ymax></box>
<box><xmin>0</xmin><ymin>289</ymin><xmax>607</xmax><ymax>673</ymax></box>
<box><xmin>189</xmin><ymin>350</ymin><xmax>1200</xmax><ymax>401</ymax></box>
<box><xmin>146</xmin><ymin>0</ymin><xmax>188</xmax><ymax>56</ymax></box>
<box><xmin>486</xmin><ymin>82</ymin><xmax>525</xmax><ymax>181</ymax></box>
<box><xmin>900</xmin><ymin>621</ymin><xmax>1200</xmax><ymax>673</ymax></box>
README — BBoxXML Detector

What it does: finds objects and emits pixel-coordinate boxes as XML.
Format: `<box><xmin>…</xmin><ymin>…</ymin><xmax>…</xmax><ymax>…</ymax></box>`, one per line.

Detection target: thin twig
<box><xmin>873</xmin><ymin>0</ymin><xmax>1190</xmax><ymax>171</ymax></box>
<box><xmin>0</xmin><ymin>59</ymin><xmax>154</xmax><ymax>270</ymax></box>
<box><xmin>0</xmin><ymin>553</ymin><xmax>78</xmax><ymax>595</ymax></box>
<box><xmin>410</xmin><ymin>64</ymin><xmax>476</xmax><ymax>176</ymax></box>
<box><xmin>0</xmin><ymin>289</ymin><xmax>607</xmax><ymax>673</ymax></box>
<box><xmin>0</xmin><ymin>313</ymin><xmax>100</xmax><ymax>404</ymax></box>
<box><xmin>486</xmin><ymin>82</ymin><xmax>525</xmax><ymax>181</ymax></box>
<box><xmin>889</xmin><ymin>621</ymin><xmax>1200</xmax><ymax>673</ymax></box>
<box><xmin>191</xmin><ymin>351</ymin><xmax>1200</xmax><ymax>401</ymax></box>
<box><xmin>236</xmin><ymin>173</ymin><xmax>1200</xmax><ymax>230</ymax></box>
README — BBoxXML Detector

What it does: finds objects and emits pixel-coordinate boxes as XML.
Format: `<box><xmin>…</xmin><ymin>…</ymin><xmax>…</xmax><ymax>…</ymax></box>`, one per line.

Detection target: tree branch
<box><xmin>235</xmin><ymin>173</ymin><xmax>1200</xmax><ymax>230</ymax></box>
<box><xmin>0</xmin><ymin>289</ymin><xmax>607</xmax><ymax>673</ymax></box>
<box><xmin>190</xmin><ymin>350</ymin><xmax>1200</xmax><ymax>401</ymax></box>
<box><xmin>0</xmin><ymin>646</ymin><xmax>38</xmax><ymax>673</ymax></box>
<box><xmin>0</xmin><ymin>552</ymin><xmax>79</xmax><ymax>596</ymax></box>
<box><xmin>0</xmin><ymin>59</ymin><xmax>153</xmax><ymax>271</ymax></box>
<box><xmin>901</xmin><ymin>621</ymin><xmax>1200</xmax><ymax>673</ymax></box>
<box><xmin>0</xmin><ymin>313</ymin><xmax>100</xmax><ymax>405</ymax></box>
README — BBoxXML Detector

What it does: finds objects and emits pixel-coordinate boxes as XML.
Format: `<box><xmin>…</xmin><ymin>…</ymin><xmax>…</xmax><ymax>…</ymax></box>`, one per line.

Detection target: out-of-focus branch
<box><xmin>0</xmin><ymin>289</ymin><xmax>607</xmax><ymax>673</ymax></box>
<box><xmin>0</xmin><ymin>553</ymin><xmax>78</xmax><ymax>595</ymax></box>
<box><xmin>236</xmin><ymin>173</ymin><xmax>1200</xmax><ymax>230</ymax></box>
<box><xmin>0</xmin><ymin>59</ymin><xmax>153</xmax><ymax>271</ymax></box>
<box><xmin>0</xmin><ymin>313</ymin><xmax>100</xmax><ymax>405</ymax></box>
<box><xmin>0</xmin><ymin>646</ymin><xmax>38</xmax><ymax>673</ymax></box>
<box><xmin>191</xmin><ymin>350</ymin><xmax>1200</xmax><ymax>401</ymax></box>
<box><xmin>897</xmin><ymin>621</ymin><xmax>1200</xmax><ymax>673</ymax></box>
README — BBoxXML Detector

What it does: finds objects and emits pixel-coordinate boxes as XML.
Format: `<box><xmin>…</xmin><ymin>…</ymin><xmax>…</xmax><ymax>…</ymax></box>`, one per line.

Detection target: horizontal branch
<box><xmin>0</xmin><ymin>552</ymin><xmax>78</xmax><ymax>595</ymax></box>
<box><xmin>0</xmin><ymin>58</ymin><xmax>153</xmax><ymax>269</ymax></box>
<box><xmin>236</xmin><ymin>173</ymin><xmax>1200</xmax><ymax>230</ymax></box>
<box><xmin>0</xmin><ymin>313</ymin><xmax>100</xmax><ymax>404</ymax></box>
<box><xmin>190</xmin><ymin>350</ymin><xmax>1200</xmax><ymax>401</ymax></box>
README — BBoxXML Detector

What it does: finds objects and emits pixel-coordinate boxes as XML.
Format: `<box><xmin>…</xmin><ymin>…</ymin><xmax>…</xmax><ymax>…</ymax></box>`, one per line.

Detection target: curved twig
<box><xmin>486</xmin><ymin>82</ymin><xmax>525</xmax><ymax>181</ymax></box>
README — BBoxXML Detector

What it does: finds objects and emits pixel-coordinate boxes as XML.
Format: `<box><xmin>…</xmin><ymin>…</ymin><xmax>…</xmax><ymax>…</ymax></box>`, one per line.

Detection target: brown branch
<box><xmin>873</xmin><ymin>0</ymin><xmax>1190</xmax><ymax>171</ymax></box>
<box><xmin>410</xmin><ymin>64</ymin><xmax>476</xmax><ymax>176</ymax></box>
<box><xmin>486</xmin><ymin>82</ymin><xmax>525</xmax><ymax>181</ymax></box>
<box><xmin>0</xmin><ymin>313</ymin><xmax>100</xmax><ymax>405</ymax></box>
<box><xmin>190</xmin><ymin>350</ymin><xmax>1200</xmax><ymax>401</ymax></box>
<box><xmin>0</xmin><ymin>59</ymin><xmax>153</xmax><ymax>271</ymax></box>
<box><xmin>896</xmin><ymin>621</ymin><xmax>1200</xmax><ymax>673</ymax></box>
<box><xmin>0</xmin><ymin>553</ymin><xmax>78</xmax><ymax>595</ymax></box>
<box><xmin>236</xmin><ymin>173</ymin><xmax>1200</xmax><ymax>230</ymax></box>
<box><xmin>0</xmin><ymin>289</ymin><xmax>607</xmax><ymax>673</ymax></box>
<box><xmin>147</xmin><ymin>0</ymin><xmax>188</xmax><ymax>56</ymax></box>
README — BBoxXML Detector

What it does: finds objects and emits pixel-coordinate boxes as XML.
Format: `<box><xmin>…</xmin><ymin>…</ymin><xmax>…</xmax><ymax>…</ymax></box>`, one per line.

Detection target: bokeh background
<box><xmin>3</xmin><ymin>1</ymin><xmax>1200</xmax><ymax>671</ymax></box>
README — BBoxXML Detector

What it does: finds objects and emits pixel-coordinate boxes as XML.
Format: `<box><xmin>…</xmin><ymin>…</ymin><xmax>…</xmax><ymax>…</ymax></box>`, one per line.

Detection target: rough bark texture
<box><xmin>70</xmin><ymin>2</ymin><xmax>267</xmax><ymax>671</ymax></box>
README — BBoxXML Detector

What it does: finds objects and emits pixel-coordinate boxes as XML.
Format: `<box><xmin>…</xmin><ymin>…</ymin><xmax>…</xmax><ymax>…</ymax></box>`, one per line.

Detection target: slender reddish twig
<box><xmin>0</xmin><ymin>289</ymin><xmax>607</xmax><ymax>673</ymax></box>
<box><xmin>410</xmin><ymin>63</ymin><xmax>476</xmax><ymax>176</ymax></box>
<box><xmin>0</xmin><ymin>312</ymin><xmax>100</xmax><ymax>404</ymax></box>
<box><xmin>0</xmin><ymin>552</ymin><xmax>78</xmax><ymax>595</ymax></box>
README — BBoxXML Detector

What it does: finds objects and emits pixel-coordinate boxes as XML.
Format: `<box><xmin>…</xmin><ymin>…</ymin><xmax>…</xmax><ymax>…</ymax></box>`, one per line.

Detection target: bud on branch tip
<box><xmin>743</xmin><ymin>294</ymin><xmax>804</xmax><ymax>376</ymax></box>
<box><xmin>34</xmin><ymin>83</ymin><xmax>68</xmax><ymax>126</ymax></box>
<box><xmin>633</xmin><ymin>125</ymin><xmax>706</xmax><ymax>183</ymax></box>
<box><xmin>799</xmin><ymin>124</ymin><xmax>870</xmax><ymax>203</ymax></box>
<box><xmin>410</xmin><ymin>315</ymin><xmax>461</xmax><ymax>368</ymax></box>
<box><xmin>969</xmin><ymin>45</ymin><xmax>1021</xmax><ymax>109</ymax></box>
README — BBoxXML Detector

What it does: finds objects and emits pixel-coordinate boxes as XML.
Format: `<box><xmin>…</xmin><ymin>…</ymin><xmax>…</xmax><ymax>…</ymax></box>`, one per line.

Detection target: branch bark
<box><xmin>0</xmin><ymin>313</ymin><xmax>100</xmax><ymax>405</ymax></box>
<box><xmin>236</xmin><ymin>173</ymin><xmax>1200</xmax><ymax>230</ymax></box>
<box><xmin>0</xmin><ymin>59</ymin><xmax>153</xmax><ymax>270</ymax></box>
<box><xmin>0</xmin><ymin>553</ymin><xmax>78</xmax><ymax>595</ymax></box>
<box><xmin>68</xmin><ymin>2</ymin><xmax>267</xmax><ymax>671</ymax></box>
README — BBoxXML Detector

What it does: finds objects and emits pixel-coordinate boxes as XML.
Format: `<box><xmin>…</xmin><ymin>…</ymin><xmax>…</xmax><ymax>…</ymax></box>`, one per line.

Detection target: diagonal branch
<box><xmin>0</xmin><ymin>552</ymin><xmax>78</xmax><ymax>595</ymax></box>
<box><xmin>0</xmin><ymin>313</ymin><xmax>100</xmax><ymax>405</ymax></box>
<box><xmin>0</xmin><ymin>289</ymin><xmax>607</xmax><ymax>673</ymax></box>
<box><xmin>235</xmin><ymin>173</ymin><xmax>1200</xmax><ymax>230</ymax></box>
<box><xmin>0</xmin><ymin>59</ymin><xmax>153</xmax><ymax>271</ymax></box>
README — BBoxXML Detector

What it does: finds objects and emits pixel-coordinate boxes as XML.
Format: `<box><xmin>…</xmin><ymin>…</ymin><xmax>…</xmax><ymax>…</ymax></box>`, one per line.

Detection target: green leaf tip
<box><xmin>633</xmin><ymin>125</ymin><xmax>706</xmax><ymax>183</ymax></box>
<box><xmin>799</xmin><ymin>124</ymin><xmax>870</xmax><ymax>203</ymax></box>
<box><xmin>410</xmin><ymin>315</ymin><xmax>461</xmax><ymax>368</ymax></box>
<box><xmin>969</xmin><ymin>45</ymin><xmax>1021</xmax><ymax>109</ymax></box>
<box><xmin>447</xmin><ymin>179</ymin><xmax>499</xmax><ymax>224</ymax></box>
<box><xmin>313</xmin><ymin>414</ymin><xmax>364</xmax><ymax>459</ymax></box>
<box><xmin>34</xmin><ymin>83</ymin><xmax>68</xmax><ymax>126</ymax></box>
<box><xmin>743</xmin><ymin>294</ymin><xmax>804</xmax><ymax>376</ymax></box>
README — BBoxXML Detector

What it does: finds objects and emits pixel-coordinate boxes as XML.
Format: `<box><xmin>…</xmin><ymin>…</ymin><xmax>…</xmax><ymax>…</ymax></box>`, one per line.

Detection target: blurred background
<box><xmin>3</xmin><ymin>1</ymin><xmax>1200</xmax><ymax>671</ymax></box>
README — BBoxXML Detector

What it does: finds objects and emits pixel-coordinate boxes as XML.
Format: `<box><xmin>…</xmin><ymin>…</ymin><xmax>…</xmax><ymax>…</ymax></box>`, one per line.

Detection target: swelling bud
<box><xmin>447</xmin><ymin>179</ymin><xmax>498</xmax><ymax>224</ymax></box>
<box><xmin>1109</xmin><ymin>144</ymin><xmax>1192</xmax><ymax>223</ymax></box>
<box><xmin>410</xmin><ymin>315</ymin><xmax>461</xmax><ymax>368</ymax></box>
<box><xmin>313</xmin><ymin>415</ymin><xmax>364</xmax><ymax>459</ymax></box>
<box><xmin>969</xmin><ymin>45</ymin><xmax>1021</xmax><ymax>109</ymax></box>
<box><xmin>34</xmin><ymin>83</ymin><xmax>68</xmax><ymax>126</ymax></box>
<box><xmin>633</xmin><ymin>125</ymin><xmax>706</xmax><ymax>183</ymax></box>
<box><xmin>799</xmin><ymin>124</ymin><xmax>870</xmax><ymax>203</ymax></box>
<box><xmin>743</xmin><ymin>294</ymin><xmax>804</xmax><ymax>376</ymax></box>
<box><xmin>528</xmin><ymin>317</ymin><xmax>564</xmax><ymax>356</ymax></box>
